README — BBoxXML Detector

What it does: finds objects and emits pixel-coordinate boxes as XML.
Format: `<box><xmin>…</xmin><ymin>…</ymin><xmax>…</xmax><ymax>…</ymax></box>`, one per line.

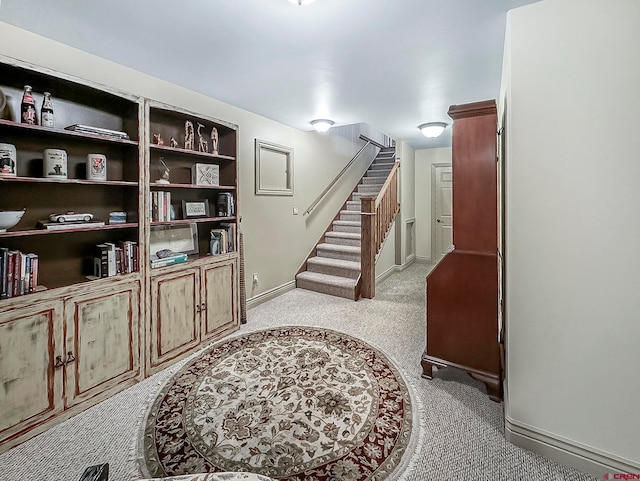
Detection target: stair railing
<box><xmin>359</xmin><ymin>159</ymin><xmax>400</xmax><ymax>299</ymax></box>
<box><xmin>304</xmin><ymin>134</ymin><xmax>385</xmax><ymax>216</ymax></box>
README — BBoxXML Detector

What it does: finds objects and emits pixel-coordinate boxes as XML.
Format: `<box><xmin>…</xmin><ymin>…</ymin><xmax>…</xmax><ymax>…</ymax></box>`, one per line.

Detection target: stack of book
<box><xmin>151</xmin><ymin>191</ymin><xmax>172</xmax><ymax>221</ymax></box>
<box><xmin>94</xmin><ymin>241</ymin><xmax>138</xmax><ymax>278</ymax></box>
<box><xmin>108</xmin><ymin>211</ymin><xmax>127</xmax><ymax>224</ymax></box>
<box><xmin>216</xmin><ymin>192</ymin><xmax>235</xmax><ymax>217</ymax></box>
<box><xmin>0</xmin><ymin>248</ymin><xmax>38</xmax><ymax>298</ymax></box>
<box><xmin>150</xmin><ymin>252</ymin><xmax>188</xmax><ymax>268</ymax></box>
<box><xmin>65</xmin><ymin>124</ymin><xmax>130</xmax><ymax>140</ymax></box>
<box><xmin>210</xmin><ymin>223</ymin><xmax>236</xmax><ymax>255</ymax></box>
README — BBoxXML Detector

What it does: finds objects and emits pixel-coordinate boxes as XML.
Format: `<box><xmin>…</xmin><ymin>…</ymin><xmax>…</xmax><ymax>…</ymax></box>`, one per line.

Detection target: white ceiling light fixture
<box><xmin>311</xmin><ymin>119</ymin><xmax>334</xmax><ymax>133</ymax></box>
<box><xmin>418</xmin><ymin>122</ymin><xmax>448</xmax><ymax>138</ymax></box>
<box><xmin>288</xmin><ymin>0</ymin><xmax>316</xmax><ymax>5</ymax></box>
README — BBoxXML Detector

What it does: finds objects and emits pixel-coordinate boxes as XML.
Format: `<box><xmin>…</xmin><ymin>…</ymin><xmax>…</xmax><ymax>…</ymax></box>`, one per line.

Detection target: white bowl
<box><xmin>0</xmin><ymin>210</ymin><xmax>25</xmax><ymax>232</ymax></box>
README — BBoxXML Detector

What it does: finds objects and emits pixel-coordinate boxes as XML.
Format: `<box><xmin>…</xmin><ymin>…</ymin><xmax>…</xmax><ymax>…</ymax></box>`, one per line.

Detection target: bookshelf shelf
<box><xmin>150</xmin><ymin>182</ymin><xmax>235</xmax><ymax>190</ymax></box>
<box><xmin>150</xmin><ymin>143</ymin><xmax>235</xmax><ymax>161</ymax></box>
<box><xmin>0</xmin><ymin>223</ymin><xmax>138</xmax><ymax>238</ymax></box>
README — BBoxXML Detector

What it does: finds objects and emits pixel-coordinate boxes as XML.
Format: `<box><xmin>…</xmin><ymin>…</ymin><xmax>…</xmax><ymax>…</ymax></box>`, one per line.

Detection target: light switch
<box><xmin>293</xmin><ymin>206</ymin><xmax>299</xmax><ymax>215</ymax></box>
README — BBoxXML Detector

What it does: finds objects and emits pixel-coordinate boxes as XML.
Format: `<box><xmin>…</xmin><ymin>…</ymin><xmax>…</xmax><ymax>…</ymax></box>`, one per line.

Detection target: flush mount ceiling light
<box><xmin>311</xmin><ymin>119</ymin><xmax>334</xmax><ymax>133</ymax></box>
<box><xmin>418</xmin><ymin>122</ymin><xmax>448</xmax><ymax>138</ymax></box>
<box><xmin>288</xmin><ymin>0</ymin><xmax>316</xmax><ymax>5</ymax></box>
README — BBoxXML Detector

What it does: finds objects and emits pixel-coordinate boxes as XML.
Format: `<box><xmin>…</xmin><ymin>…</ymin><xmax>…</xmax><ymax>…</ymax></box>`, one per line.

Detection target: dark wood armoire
<box><xmin>421</xmin><ymin>99</ymin><xmax>502</xmax><ymax>401</ymax></box>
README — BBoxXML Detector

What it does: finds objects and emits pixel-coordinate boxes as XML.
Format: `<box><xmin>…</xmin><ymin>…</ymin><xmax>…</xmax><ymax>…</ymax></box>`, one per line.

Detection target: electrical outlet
<box><xmin>252</xmin><ymin>273</ymin><xmax>259</xmax><ymax>284</ymax></box>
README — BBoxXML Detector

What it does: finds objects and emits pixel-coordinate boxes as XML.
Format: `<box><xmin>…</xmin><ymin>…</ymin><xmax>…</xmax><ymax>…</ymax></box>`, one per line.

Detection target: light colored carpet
<box><xmin>0</xmin><ymin>262</ymin><xmax>597</xmax><ymax>481</ymax></box>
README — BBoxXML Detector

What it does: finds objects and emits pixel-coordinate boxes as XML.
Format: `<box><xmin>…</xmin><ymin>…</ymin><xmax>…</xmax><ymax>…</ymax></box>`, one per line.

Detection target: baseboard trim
<box><xmin>505</xmin><ymin>416</ymin><xmax>640</xmax><ymax>477</ymax></box>
<box><xmin>415</xmin><ymin>255</ymin><xmax>432</xmax><ymax>263</ymax></box>
<box><xmin>247</xmin><ymin>280</ymin><xmax>296</xmax><ymax>309</ymax></box>
<box><xmin>375</xmin><ymin>257</ymin><xmax>417</xmax><ymax>283</ymax></box>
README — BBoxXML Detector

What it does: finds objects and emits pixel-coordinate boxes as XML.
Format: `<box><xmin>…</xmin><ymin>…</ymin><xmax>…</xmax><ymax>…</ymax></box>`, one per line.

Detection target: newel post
<box><xmin>360</xmin><ymin>196</ymin><xmax>376</xmax><ymax>299</ymax></box>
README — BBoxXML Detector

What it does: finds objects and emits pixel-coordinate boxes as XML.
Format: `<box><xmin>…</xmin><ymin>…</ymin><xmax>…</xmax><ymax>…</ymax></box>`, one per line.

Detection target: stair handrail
<box><xmin>360</xmin><ymin>158</ymin><xmax>401</xmax><ymax>299</ymax></box>
<box><xmin>303</xmin><ymin>134</ymin><xmax>385</xmax><ymax>216</ymax></box>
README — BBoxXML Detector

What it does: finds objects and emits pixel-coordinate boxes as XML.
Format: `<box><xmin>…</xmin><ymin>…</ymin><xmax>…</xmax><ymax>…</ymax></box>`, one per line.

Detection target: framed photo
<box><xmin>149</xmin><ymin>223</ymin><xmax>199</xmax><ymax>256</ymax></box>
<box><xmin>182</xmin><ymin>199</ymin><xmax>210</xmax><ymax>218</ymax></box>
<box><xmin>192</xmin><ymin>163</ymin><xmax>220</xmax><ymax>186</ymax></box>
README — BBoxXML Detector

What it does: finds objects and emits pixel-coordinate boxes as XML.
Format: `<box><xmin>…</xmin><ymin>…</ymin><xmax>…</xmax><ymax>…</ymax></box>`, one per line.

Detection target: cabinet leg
<box><xmin>421</xmin><ymin>356</ymin><xmax>434</xmax><ymax>379</ymax></box>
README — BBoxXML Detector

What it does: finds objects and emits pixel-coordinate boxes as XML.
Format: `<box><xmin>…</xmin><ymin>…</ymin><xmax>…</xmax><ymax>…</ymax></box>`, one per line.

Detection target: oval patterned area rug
<box><xmin>142</xmin><ymin>326</ymin><xmax>414</xmax><ymax>481</ymax></box>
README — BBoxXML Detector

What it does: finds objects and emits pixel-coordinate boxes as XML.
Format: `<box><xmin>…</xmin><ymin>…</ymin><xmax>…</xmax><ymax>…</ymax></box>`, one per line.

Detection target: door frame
<box><xmin>431</xmin><ymin>162</ymin><xmax>452</xmax><ymax>263</ymax></box>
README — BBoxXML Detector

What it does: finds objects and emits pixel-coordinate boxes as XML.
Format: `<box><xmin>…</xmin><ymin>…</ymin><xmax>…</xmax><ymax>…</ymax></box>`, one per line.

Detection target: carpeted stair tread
<box><xmin>296</xmin><ymin>271</ymin><xmax>358</xmax><ymax>288</ymax></box>
<box><xmin>316</xmin><ymin>243</ymin><xmax>360</xmax><ymax>254</ymax></box>
<box><xmin>306</xmin><ymin>256</ymin><xmax>361</xmax><ymax>279</ymax></box>
<box><xmin>307</xmin><ymin>256</ymin><xmax>360</xmax><ymax>271</ymax></box>
<box><xmin>326</xmin><ymin>231</ymin><xmax>361</xmax><ymax>240</ymax></box>
<box><xmin>334</xmin><ymin>220</ymin><xmax>361</xmax><ymax>227</ymax></box>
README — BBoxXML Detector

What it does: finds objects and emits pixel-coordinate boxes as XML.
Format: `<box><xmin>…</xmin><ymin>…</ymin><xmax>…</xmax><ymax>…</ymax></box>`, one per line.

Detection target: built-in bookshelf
<box><xmin>0</xmin><ymin>61</ymin><xmax>142</xmax><ymax>292</ymax></box>
<box><xmin>0</xmin><ymin>58</ymin><xmax>240</xmax><ymax>453</ymax></box>
<box><xmin>147</xmin><ymin>101</ymin><xmax>238</xmax><ymax>260</ymax></box>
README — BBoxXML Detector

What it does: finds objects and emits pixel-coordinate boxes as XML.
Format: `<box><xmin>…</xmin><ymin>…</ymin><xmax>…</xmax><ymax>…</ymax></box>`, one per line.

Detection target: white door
<box><xmin>432</xmin><ymin>164</ymin><xmax>453</xmax><ymax>260</ymax></box>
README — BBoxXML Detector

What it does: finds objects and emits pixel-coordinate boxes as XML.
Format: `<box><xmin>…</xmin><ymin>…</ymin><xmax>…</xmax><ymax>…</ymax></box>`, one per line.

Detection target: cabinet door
<box><xmin>63</xmin><ymin>281</ymin><xmax>141</xmax><ymax>410</ymax></box>
<box><xmin>149</xmin><ymin>269</ymin><xmax>200</xmax><ymax>370</ymax></box>
<box><xmin>0</xmin><ymin>299</ymin><xmax>64</xmax><ymax>447</ymax></box>
<box><xmin>201</xmin><ymin>258</ymin><xmax>239</xmax><ymax>342</ymax></box>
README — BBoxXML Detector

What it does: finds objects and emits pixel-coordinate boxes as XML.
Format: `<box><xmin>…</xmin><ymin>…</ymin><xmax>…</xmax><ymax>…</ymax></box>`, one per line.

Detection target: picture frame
<box><xmin>182</xmin><ymin>199</ymin><xmax>210</xmax><ymax>218</ymax></box>
<box><xmin>149</xmin><ymin>223</ymin><xmax>199</xmax><ymax>256</ymax></box>
<box><xmin>255</xmin><ymin>139</ymin><xmax>294</xmax><ymax>196</ymax></box>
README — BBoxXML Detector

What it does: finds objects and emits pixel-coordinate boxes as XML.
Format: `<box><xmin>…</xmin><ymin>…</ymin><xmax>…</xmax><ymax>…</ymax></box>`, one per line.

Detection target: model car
<box><xmin>49</xmin><ymin>211</ymin><xmax>94</xmax><ymax>223</ymax></box>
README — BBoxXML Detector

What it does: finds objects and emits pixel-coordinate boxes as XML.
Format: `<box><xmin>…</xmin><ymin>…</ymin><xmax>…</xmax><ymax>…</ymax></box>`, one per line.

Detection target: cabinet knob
<box><xmin>196</xmin><ymin>305</ymin><xmax>201</xmax><ymax>313</ymax></box>
<box><xmin>436</xmin><ymin>219</ymin><xmax>442</xmax><ymax>223</ymax></box>
<box><xmin>66</xmin><ymin>351</ymin><xmax>76</xmax><ymax>364</ymax></box>
<box><xmin>201</xmin><ymin>303</ymin><xmax>206</xmax><ymax>311</ymax></box>
<box><xmin>54</xmin><ymin>355</ymin><xmax>65</xmax><ymax>369</ymax></box>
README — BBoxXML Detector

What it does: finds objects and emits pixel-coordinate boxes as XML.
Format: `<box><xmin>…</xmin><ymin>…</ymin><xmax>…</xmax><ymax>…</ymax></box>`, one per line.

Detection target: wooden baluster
<box><xmin>360</xmin><ymin>196</ymin><xmax>376</xmax><ymax>299</ymax></box>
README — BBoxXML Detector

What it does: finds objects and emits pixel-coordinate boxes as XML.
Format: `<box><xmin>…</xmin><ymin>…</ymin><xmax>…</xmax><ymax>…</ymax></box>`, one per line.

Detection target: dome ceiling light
<box><xmin>418</xmin><ymin>122</ymin><xmax>448</xmax><ymax>138</ymax></box>
<box><xmin>311</xmin><ymin>119</ymin><xmax>334</xmax><ymax>133</ymax></box>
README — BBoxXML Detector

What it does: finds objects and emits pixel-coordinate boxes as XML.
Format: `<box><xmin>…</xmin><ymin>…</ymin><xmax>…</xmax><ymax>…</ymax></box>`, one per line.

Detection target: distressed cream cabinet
<box><xmin>0</xmin><ymin>279</ymin><xmax>141</xmax><ymax>450</ymax></box>
<box><xmin>148</xmin><ymin>256</ymin><xmax>238</xmax><ymax>375</ymax></box>
<box><xmin>0</xmin><ymin>297</ymin><xmax>64</xmax><ymax>450</ymax></box>
<box><xmin>0</xmin><ymin>58</ymin><xmax>240</xmax><ymax>453</ymax></box>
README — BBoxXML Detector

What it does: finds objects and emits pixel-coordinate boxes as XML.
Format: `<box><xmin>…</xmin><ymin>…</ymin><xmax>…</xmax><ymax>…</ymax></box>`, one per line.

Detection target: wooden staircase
<box><xmin>296</xmin><ymin>147</ymin><xmax>397</xmax><ymax>299</ymax></box>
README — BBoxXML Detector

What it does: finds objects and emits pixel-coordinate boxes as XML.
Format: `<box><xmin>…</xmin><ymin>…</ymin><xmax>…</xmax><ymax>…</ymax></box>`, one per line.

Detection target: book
<box><xmin>65</xmin><ymin>124</ymin><xmax>130</xmax><ymax>140</ymax></box>
<box><xmin>0</xmin><ymin>247</ymin><xmax>8</xmax><ymax>299</ymax></box>
<box><xmin>150</xmin><ymin>252</ymin><xmax>188</xmax><ymax>268</ymax></box>
<box><xmin>26</xmin><ymin>253</ymin><xmax>38</xmax><ymax>293</ymax></box>
<box><xmin>37</xmin><ymin>220</ymin><xmax>105</xmax><ymax>230</ymax></box>
<box><xmin>220</xmin><ymin>222</ymin><xmax>237</xmax><ymax>252</ymax></box>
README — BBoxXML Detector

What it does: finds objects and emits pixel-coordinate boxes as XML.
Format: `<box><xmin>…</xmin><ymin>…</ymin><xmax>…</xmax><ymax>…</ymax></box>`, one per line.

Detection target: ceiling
<box><xmin>0</xmin><ymin>0</ymin><xmax>538</xmax><ymax>150</ymax></box>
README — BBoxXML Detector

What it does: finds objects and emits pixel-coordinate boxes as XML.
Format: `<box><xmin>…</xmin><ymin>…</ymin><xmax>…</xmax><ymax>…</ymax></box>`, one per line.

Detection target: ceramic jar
<box><xmin>0</xmin><ymin>143</ymin><xmax>17</xmax><ymax>177</ymax></box>
<box><xmin>86</xmin><ymin>153</ymin><xmax>107</xmax><ymax>181</ymax></box>
<box><xmin>43</xmin><ymin>148</ymin><xmax>67</xmax><ymax>179</ymax></box>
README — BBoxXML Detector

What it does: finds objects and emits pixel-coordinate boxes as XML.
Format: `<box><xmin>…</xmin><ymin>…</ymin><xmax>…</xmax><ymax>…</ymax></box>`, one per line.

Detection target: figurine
<box><xmin>153</xmin><ymin>133</ymin><xmax>164</xmax><ymax>146</ymax></box>
<box><xmin>197</xmin><ymin>123</ymin><xmax>208</xmax><ymax>153</ymax></box>
<box><xmin>156</xmin><ymin>157</ymin><xmax>170</xmax><ymax>184</ymax></box>
<box><xmin>211</xmin><ymin>127</ymin><xmax>219</xmax><ymax>155</ymax></box>
<box><xmin>184</xmin><ymin>120</ymin><xmax>194</xmax><ymax>150</ymax></box>
<box><xmin>170</xmin><ymin>137</ymin><xmax>178</xmax><ymax>148</ymax></box>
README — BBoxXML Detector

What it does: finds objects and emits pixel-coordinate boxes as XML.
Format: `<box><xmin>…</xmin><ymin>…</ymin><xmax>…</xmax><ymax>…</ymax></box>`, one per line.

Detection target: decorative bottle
<box><xmin>21</xmin><ymin>85</ymin><xmax>37</xmax><ymax>125</ymax></box>
<box><xmin>41</xmin><ymin>91</ymin><xmax>54</xmax><ymax>127</ymax></box>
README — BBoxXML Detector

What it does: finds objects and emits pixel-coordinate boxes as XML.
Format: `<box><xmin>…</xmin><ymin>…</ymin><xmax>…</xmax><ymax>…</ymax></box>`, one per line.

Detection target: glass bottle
<box><xmin>41</xmin><ymin>91</ymin><xmax>54</xmax><ymax>128</ymax></box>
<box><xmin>21</xmin><ymin>85</ymin><xmax>37</xmax><ymax>125</ymax></box>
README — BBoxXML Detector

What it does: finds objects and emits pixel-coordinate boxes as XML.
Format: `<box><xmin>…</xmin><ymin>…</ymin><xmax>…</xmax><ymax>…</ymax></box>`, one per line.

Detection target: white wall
<box><xmin>0</xmin><ymin>22</ymin><xmax>386</xmax><ymax>301</ymax></box>
<box><xmin>414</xmin><ymin>147</ymin><xmax>452</xmax><ymax>262</ymax></box>
<box><xmin>502</xmin><ymin>0</ymin><xmax>640</xmax><ymax>474</ymax></box>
